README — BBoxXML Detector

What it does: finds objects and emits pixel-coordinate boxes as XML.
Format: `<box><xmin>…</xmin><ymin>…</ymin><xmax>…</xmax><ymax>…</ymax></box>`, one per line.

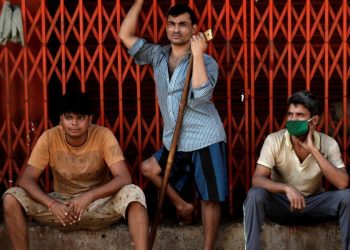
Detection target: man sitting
<box><xmin>3</xmin><ymin>91</ymin><xmax>149</xmax><ymax>250</ymax></box>
<box><xmin>244</xmin><ymin>90</ymin><xmax>350</xmax><ymax>250</ymax></box>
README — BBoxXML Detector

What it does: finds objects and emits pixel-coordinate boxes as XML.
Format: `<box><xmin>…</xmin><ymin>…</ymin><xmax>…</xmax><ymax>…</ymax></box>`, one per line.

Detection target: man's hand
<box><xmin>191</xmin><ymin>32</ymin><xmax>208</xmax><ymax>57</ymax></box>
<box><xmin>294</xmin><ymin>123</ymin><xmax>316</xmax><ymax>153</ymax></box>
<box><xmin>68</xmin><ymin>192</ymin><xmax>94</xmax><ymax>221</ymax></box>
<box><xmin>50</xmin><ymin>201</ymin><xmax>76</xmax><ymax>226</ymax></box>
<box><xmin>285</xmin><ymin>185</ymin><xmax>305</xmax><ymax>212</ymax></box>
<box><xmin>303</xmin><ymin>123</ymin><xmax>316</xmax><ymax>150</ymax></box>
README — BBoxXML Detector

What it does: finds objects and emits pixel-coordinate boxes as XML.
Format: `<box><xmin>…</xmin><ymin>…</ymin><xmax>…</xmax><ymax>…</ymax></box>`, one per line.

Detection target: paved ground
<box><xmin>0</xmin><ymin>220</ymin><xmax>342</xmax><ymax>250</ymax></box>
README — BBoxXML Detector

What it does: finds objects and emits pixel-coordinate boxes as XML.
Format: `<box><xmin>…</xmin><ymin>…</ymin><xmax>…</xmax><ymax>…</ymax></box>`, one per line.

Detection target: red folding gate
<box><xmin>0</xmin><ymin>0</ymin><xmax>349</xmax><ymax>215</ymax></box>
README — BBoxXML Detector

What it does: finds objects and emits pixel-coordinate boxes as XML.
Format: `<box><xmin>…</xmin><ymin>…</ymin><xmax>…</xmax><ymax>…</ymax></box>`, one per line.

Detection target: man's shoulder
<box><xmin>317</xmin><ymin>131</ymin><xmax>339</xmax><ymax>146</ymax></box>
<box><xmin>260</xmin><ymin>129</ymin><xmax>288</xmax><ymax>152</ymax></box>
<box><xmin>266</xmin><ymin>129</ymin><xmax>287</xmax><ymax>141</ymax></box>
<box><xmin>137</xmin><ymin>38</ymin><xmax>167</xmax><ymax>53</ymax></box>
<box><xmin>30</xmin><ymin>126</ymin><xmax>63</xmax><ymax>151</ymax></box>
<box><xmin>162</xmin><ymin>44</ymin><xmax>171</xmax><ymax>51</ymax></box>
<box><xmin>203</xmin><ymin>53</ymin><xmax>217</xmax><ymax>63</ymax></box>
<box><xmin>317</xmin><ymin>131</ymin><xmax>333</xmax><ymax>140</ymax></box>
<box><xmin>42</xmin><ymin>125</ymin><xmax>63</xmax><ymax>138</ymax></box>
<box><xmin>90</xmin><ymin>124</ymin><xmax>112</xmax><ymax>134</ymax></box>
<box><xmin>89</xmin><ymin>125</ymin><xmax>116</xmax><ymax>140</ymax></box>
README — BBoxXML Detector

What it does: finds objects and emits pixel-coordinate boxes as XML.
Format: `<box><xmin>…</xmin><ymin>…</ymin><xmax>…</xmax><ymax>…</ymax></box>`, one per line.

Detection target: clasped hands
<box><xmin>49</xmin><ymin>192</ymin><xmax>94</xmax><ymax>226</ymax></box>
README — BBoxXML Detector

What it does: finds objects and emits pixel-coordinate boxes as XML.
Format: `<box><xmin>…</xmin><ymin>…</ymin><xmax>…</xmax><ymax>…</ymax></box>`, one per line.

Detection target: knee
<box><xmin>201</xmin><ymin>201</ymin><xmax>221</xmax><ymax>217</ymax></box>
<box><xmin>126</xmin><ymin>201</ymin><xmax>148</xmax><ymax>220</ymax></box>
<box><xmin>245</xmin><ymin>187</ymin><xmax>269</xmax><ymax>206</ymax></box>
<box><xmin>3</xmin><ymin>194</ymin><xmax>21</xmax><ymax>215</ymax></box>
<box><xmin>140</xmin><ymin>158</ymin><xmax>158</xmax><ymax>178</ymax></box>
<box><xmin>140</xmin><ymin>160</ymin><xmax>151</xmax><ymax>177</ymax></box>
<box><xmin>338</xmin><ymin>189</ymin><xmax>350</xmax><ymax>206</ymax></box>
<box><xmin>126</xmin><ymin>201</ymin><xmax>149</xmax><ymax>228</ymax></box>
<box><xmin>201</xmin><ymin>200</ymin><xmax>220</xmax><ymax>209</ymax></box>
<box><xmin>127</xmin><ymin>201</ymin><xmax>146</xmax><ymax>211</ymax></box>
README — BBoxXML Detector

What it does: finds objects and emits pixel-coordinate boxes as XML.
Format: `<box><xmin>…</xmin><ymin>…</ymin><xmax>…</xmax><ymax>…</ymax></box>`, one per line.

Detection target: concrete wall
<box><xmin>0</xmin><ymin>221</ymin><xmax>342</xmax><ymax>250</ymax></box>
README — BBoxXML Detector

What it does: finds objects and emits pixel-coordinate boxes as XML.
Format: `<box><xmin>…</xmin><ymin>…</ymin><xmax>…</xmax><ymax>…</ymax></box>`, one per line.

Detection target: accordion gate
<box><xmin>0</xmin><ymin>0</ymin><xmax>349</xmax><ymax>215</ymax></box>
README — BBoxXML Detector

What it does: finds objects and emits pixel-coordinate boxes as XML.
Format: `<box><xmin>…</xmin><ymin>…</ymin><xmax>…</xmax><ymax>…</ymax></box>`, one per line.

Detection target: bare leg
<box><xmin>201</xmin><ymin>200</ymin><xmax>221</xmax><ymax>250</ymax></box>
<box><xmin>141</xmin><ymin>157</ymin><xmax>193</xmax><ymax>224</ymax></box>
<box><xmin>127</xmin><ymin>201</ymin><xmax>149</xmax><ymax>250</ymax></box>
<box><xmin>3</xmin><ymin>194</ymin><xmax>29</xmax><ymax>250</ymax></box>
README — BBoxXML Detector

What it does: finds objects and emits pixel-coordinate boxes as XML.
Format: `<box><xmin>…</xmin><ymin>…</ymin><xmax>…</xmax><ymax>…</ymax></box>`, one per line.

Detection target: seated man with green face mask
<box><xmin>243</xmin><ymin>90</ymin><xmax>350</xmax><ymax>250</ymax></box>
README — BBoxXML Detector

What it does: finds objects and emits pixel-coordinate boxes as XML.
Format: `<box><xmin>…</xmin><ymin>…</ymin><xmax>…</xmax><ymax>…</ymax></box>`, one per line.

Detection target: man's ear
<box><xmin>192</xmin><ymin>24</ymin><xmax>197</xmax><ymax>34</ymax></box>
<box><xmin>311</xmin><ymin>115</ymin><xmax>320</xmax><ymax>125</ymax></box>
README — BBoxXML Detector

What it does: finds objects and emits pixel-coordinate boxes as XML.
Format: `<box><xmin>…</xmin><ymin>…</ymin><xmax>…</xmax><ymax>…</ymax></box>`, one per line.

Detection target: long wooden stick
<box><xmin>148</xmin><ymin>29</ymin><xmax>213</xmax><ymax>250</ymax></box>
<box><xmin>148</xmin><ymin>55</ymin><xmax>193</xmax><ymax>250</ymax></box>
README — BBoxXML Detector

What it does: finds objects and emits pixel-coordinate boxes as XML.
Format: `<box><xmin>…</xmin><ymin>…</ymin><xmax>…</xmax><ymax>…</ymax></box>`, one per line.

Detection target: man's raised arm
<box><xmin>118</xmin><ymin>0</ymin><xmax>144</xmax><ymax>49</ymax></box>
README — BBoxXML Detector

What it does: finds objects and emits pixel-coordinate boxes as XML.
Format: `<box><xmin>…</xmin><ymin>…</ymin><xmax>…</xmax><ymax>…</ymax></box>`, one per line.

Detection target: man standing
<box><xmin>3</xmin><ymin>91</ymin><xmax>149</xmax><ymax>250</ymax></box>
<box><xmin>119</xmin><ymin>1</ymin><xmax>228</xmax><ymax>249</ymax></box>
<box><xmin>244</xmin><ymin>90</ymin><xmax>350</xmax><ymax>250</ymax></box>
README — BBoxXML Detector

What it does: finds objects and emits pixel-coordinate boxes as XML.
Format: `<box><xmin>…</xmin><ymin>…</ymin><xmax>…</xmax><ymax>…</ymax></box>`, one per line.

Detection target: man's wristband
<box><xmin>48</xmin><ymin>200</ymin><xmax>56</xmax><ymax>211</ymax></box>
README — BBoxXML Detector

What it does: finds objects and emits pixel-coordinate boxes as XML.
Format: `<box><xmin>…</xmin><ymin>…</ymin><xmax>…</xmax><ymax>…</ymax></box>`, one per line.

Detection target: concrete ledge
<box><xmin>0</xmin><ymin>221</ymin><xmax>342</xmax><ymax>250</ymax></box>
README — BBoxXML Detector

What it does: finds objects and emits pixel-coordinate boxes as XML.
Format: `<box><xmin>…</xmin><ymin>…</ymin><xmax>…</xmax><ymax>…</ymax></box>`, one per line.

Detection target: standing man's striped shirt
<box><xmin>128</xmin><ymin>38</ymin><xmax>226</xmax><ymax>151</ymax></box>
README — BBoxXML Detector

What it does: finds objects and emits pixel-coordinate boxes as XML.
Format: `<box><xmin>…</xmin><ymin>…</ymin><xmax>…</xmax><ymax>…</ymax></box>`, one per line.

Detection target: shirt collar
<box><xmin>284</xmin><ymin>129</ymin><xmax>321</xmax><ymax>150</ymax></box>
<box><xmin>165</xmin><ymin>45</ymin><xmax>191</xmax><ymax>61</ymax></box>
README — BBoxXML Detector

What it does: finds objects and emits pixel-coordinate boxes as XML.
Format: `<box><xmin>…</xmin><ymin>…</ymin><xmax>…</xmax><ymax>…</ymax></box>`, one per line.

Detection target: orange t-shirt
<box><xmin>28</xmin><ymin>125</ymin><xmax>125</xmax><ymax>195</ymax></box>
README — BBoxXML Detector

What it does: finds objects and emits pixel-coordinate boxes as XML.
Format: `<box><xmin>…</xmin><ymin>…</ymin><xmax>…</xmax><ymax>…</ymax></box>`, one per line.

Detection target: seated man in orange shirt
<box><xmin>3</xmin><ymin>91</ymin><xmax>148</xmax><ymax>250</ymax></box>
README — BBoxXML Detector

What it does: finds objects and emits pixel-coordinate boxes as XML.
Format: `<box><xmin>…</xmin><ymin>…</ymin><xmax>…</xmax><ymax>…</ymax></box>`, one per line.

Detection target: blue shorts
<box><xmin>154</xmin><ymin>142</ymin><xmax>228</xmax><ymax>202</ymax></box>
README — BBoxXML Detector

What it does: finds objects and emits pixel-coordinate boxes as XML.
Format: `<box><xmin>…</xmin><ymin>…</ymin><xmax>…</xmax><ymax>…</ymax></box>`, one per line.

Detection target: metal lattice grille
<box><xmin>0</xmin><ymin>0</ymin><xmax>349</xmax><ymax>215</ymax></box>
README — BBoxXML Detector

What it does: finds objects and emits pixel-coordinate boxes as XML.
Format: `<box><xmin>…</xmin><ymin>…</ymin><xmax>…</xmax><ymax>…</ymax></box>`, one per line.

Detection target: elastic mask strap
<box><xmin>307</xmin><ymin>117</ymin><xmax>314</xmax><ymax>122</ymax></box>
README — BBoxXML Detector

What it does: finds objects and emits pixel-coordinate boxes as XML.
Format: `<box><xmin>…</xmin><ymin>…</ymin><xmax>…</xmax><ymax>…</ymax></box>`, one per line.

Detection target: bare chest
<box><xmin>168</xmin><ymin>56</ymin><xmax>184</xmax><ymax>78</ymax></box>
<box><xmin>293</xmin><ymin>146</ymin><xmax>310</xmax><ymax>163</ymax></box>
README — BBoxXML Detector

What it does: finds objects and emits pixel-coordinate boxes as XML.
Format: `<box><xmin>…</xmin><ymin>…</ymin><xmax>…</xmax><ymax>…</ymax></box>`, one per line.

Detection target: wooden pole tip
<box><xmin>204</xmin><ymin>29</ymin><xmax>213</xmax><ymax>41</ymax></box>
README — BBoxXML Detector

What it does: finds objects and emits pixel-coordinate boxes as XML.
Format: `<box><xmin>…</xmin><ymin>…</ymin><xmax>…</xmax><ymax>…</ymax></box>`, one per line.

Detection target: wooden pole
<box><xmin>148</xmin><ymin>30</ymin><xmax>213</xmax><ymax>250</ymax></box>
<box><xmin>148</xmin><ymin>55</ymin><xmax>193</xmax><ymax>250</ymax></box>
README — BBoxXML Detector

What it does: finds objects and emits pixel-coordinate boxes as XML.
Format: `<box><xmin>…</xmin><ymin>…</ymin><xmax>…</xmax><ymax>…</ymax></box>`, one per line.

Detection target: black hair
<box><xmin>59</xmin><ymin>91</ymin><xmax>93</xmax><ymax>116</ymax></box>
<box><xmin>167</xmin><ymin>4</ymin><xmax>198</xmax><ymax>25</ymax></box>
<box><xmin>287</xmin><ymin>90</ymin><xmax>320</xmax><ymax>116</ymax></box>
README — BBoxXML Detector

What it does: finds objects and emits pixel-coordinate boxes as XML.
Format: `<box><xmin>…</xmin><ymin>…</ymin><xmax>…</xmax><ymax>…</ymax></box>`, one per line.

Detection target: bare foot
<box><xmin>177</xmin><ymin>203</ymin><xmax>194</xmax><ymax>226</ymax></box>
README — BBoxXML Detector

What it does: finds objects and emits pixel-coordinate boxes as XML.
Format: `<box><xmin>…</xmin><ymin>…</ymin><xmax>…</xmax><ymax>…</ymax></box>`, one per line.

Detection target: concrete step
<box><xmin>0</xmin><ymin>221</ymin><xmax>342</xmax><ymax>250</ymax></box>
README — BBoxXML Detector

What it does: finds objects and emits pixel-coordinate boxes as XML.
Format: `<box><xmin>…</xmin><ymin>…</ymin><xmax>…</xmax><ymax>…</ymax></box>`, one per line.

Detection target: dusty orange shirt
<box><xmin>28</xmin><ymin>125</ymin><xmax>125</xmax><ymax>195</ymax></box>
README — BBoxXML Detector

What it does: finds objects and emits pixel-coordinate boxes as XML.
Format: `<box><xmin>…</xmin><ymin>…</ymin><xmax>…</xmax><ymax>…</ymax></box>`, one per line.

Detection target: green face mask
<box><xmin>286</xmin><ymin>118</ymin><xmax>312</xmax><ymax>137</ymax></box>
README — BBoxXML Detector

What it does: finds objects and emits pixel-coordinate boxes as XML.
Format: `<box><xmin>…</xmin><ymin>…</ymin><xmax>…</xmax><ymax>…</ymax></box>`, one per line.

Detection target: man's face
<box><xmin>287</xmin><ymin>104</ymin><xmax>312</xmax><ymax>121</ymax></box>
<box><xmin>166</xmin><ymin>13</ymin><xmax>197</xmax><ymax>45</ymax></box>
<box><xmin>60</xmin><ymin>113</ymin><xmax>92</xmax><ymax>140</ymax></box>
